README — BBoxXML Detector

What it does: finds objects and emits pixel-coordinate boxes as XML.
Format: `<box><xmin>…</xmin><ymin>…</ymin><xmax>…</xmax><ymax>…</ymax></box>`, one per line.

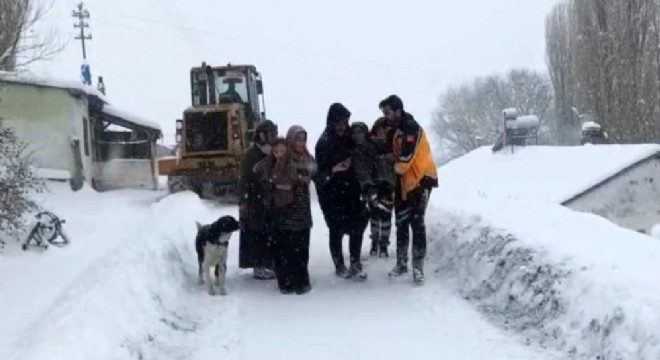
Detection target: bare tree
<box><xmin>0</xmin><ymin>0</ymin><xmax>64</xmax><ymax>71</ymax></box>
<box><xmin>546</xmin><ymin>1</ymin><xmax>581</xmax><ymax>144</ymax></box>
<box><xmin>432</xmin><ymin>69</ymin><xmax>554</xmax><ymax>163</ymax></box>
<box><xmin>545</xmin><ymin>0</ymin><xmax>660</xmax><ymax>144</ymax></box>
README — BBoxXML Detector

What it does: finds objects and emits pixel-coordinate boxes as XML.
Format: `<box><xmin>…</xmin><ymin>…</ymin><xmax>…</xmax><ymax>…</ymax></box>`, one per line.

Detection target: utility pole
<box><xmin>72</xmin><ymin>3</ymin><xmax>91</xmax><ymax>60</ymax></box>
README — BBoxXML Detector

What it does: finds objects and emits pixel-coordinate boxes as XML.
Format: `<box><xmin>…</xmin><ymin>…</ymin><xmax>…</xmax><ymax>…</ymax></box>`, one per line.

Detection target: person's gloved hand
<box><xmin>369</xmin><ymin>193</ymin><xmax>379</xmax><ymax>211</ymax></box>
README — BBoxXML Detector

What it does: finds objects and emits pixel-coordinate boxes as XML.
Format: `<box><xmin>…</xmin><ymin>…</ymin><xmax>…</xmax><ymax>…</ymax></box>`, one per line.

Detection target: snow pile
<box><xmin>428</xmin><ymin>199</ymin><xmax>660</xmax><ymax>359</ymax></box>
<box><xmin>651</xmin><ymin>224</ymin><xmax>660</xmax><ymax>240</ymax></box>
<box><xmin>1</xmin><ymin>190</ymin><xmax>241</xmax><ymax>360</ymax></box>
<box><xmin>441</xmin><ymin>144</ymin><xmax>660</xmax><ymax>204</ymax></box>
<box><xmin>427</xmin><ymin>151</ymin><xmax>660</xmax><ymax>358</ymax></box>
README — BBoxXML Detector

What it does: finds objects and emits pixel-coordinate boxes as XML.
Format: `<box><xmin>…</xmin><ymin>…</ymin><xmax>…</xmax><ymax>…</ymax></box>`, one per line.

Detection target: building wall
<box><xmin>566</xmin><ymin>158</ymin><xmax>660</xmax><ymax>233</ymax></box>
<box><xmin>0</xmin><ymin>83</ymin><xmax>94</xmax><ymax>186</ymax></box>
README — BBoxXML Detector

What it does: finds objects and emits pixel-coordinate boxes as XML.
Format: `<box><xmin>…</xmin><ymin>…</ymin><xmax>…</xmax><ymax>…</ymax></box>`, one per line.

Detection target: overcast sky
<box><xmin>33</xmin><ymin>0</ymin><xmax>557</xmax><ymax>147</ymax></box>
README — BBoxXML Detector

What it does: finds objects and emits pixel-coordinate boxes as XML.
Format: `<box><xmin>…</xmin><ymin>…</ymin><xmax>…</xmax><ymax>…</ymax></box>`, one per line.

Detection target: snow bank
<box><xmin>651</xmin><ymin>224</ymin><xmax>660</xmax><ymax>240</ymax></box>
<box><xmin>3</xmin><ymin>191</ymin><xmax>241</xmax><ymax>360</ymax></box>
<box><xmin>428</xmin><ymin>194</ymin><xmax>660</xmax><ymax>359</ymax></box>
<box><xmin>441</xmin><ymin>144</ymin><xmax>660</xmax><ymax>204</ymax></box>
<box><xmin>430</xmin><ymin>144</ymin><xmax>660</xmax><ymax>358</ymax></box>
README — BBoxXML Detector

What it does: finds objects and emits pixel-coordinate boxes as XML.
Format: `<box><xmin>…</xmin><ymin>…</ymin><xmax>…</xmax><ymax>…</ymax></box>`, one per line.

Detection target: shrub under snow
<box><xmin>0</xmin><ymin>120</ymin><xmax>43</xmax><ymax>243</ymax></box>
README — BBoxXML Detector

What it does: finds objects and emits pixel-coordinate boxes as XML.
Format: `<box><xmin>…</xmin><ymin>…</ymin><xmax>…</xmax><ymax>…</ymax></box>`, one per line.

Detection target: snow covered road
<box><xmin>0</xmin><ymin>187</ymin><xmax>559</xmax><ymax>359</ymax></box>
<box><xmin>234</xmin><ymin>228</ymin><xmax>555</xmax><ymax>360</ymax></box>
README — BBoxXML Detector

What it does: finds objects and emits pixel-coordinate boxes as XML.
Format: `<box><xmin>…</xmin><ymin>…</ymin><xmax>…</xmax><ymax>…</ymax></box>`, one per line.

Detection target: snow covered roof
<box><xmin>0</xmin><ymin>71</ymin><xmax>161</xmax><ymax>132</ymax></box>
<box><xmin>503</xmin><ymin>108</ymin><xmax>518</xmax><ymax>118</ymax></box>
<box><xmin>0</xmin><ymin>71</ymin><xmax>106</xmax><ymax>99</ymax></box>
<box><xmin>505</xmin><ymin>115</ymin><xmax>540</xmax><ymax>130</ymax></box>
<box><xmin>101</xmin><ymin>104</ymin><xmax>161</xmax><ymax>132</ymax></box>
<box><xmin>582</xmin><ymin>121</ymin><xmax>601</xmax><ymax>131</ymax></box>
<box><xmin>439</xmin><ymin>144</ymin><xmax>660</xmax><ymax>204</ymax></box>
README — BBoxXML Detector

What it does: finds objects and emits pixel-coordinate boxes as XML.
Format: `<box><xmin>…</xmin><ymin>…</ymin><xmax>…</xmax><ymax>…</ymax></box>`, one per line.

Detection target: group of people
<box><xmin>237</xmin><ymin>94</ymin><xmax>438</xmax><ymax>295</ymax></box>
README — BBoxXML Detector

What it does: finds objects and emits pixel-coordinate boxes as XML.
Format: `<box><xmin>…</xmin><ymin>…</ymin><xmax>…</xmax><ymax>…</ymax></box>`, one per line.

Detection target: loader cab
<box><xmin>189</xmin><ymin>63</ymin><xmax>266</xmax><ymax>129</ymax></box>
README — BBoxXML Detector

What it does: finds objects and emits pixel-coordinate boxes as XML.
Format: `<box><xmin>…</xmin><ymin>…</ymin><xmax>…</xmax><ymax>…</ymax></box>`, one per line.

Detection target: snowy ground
<box><xmin>0</xmin><ymin>182</ymin><xmax>559</xmax><ymax>360</ymax></box>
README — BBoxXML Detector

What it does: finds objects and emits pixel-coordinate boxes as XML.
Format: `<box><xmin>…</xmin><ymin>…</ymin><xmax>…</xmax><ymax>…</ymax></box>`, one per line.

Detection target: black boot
<box><xmin>369</xmin><ymin>242</ymin><xmax>378</xmax><ymax>257</ymax></box>
<box><xmin>335</xmin><ymin>263</ymin><xmax>349</xmax><ymax>278</ymax></box>
<box><xmin>413</xmin><ymin>267</ymin><xmax>425</xmax><ymax>285</ymax></box>
<box><xmin>296</xmin><ymin>284</ymin><xmax>312</xmax><ymax>295</ymax></box>
<box><xmin>389</xmin><ymin>263</ymin><xmax>408</xmax><ymax>277</ymax></box>
<box><xmin>347</xmin><ymin>261</ymin><xmax>367</xmax><ymax>281</ymax></box>
<box><xmin>378</xmin><ymin>245</ymin><xmax>389</xmax><ymax>258</ymax></box>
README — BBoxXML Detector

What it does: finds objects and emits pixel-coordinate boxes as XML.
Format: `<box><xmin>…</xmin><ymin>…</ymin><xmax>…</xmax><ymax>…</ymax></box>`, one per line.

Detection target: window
<box><xmin>214</xmin><ymin>71</ymin><xmax>248</xmax><ymax>103</ymax></box>
<box><xmin>247</xmin><ymin>72</ymin><xmax>260</xmax><ymax>115</ymax></box>
<box><xmin>83</xmin><ymin>117</ymin><xmax>90</xmax><ymax>156</ymax></box>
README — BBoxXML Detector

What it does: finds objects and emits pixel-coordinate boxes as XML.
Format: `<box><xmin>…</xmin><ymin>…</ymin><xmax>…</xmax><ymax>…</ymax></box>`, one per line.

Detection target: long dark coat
<box><xmin>237</xmin><ymin>145</ymin><xmax>269</xmax><ymax>268</ymax></box>
<box><xmin>313</xmin><ymin>104</ymin><xmax>368</xmax><ymax>234</ymax></box>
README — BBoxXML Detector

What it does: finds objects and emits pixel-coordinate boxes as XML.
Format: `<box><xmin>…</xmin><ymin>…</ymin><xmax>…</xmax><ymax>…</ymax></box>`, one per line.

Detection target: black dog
<box><xmin>195</xmin><ymin>215</ymin><xmax>240</xmax><ymax>296</ymax></box>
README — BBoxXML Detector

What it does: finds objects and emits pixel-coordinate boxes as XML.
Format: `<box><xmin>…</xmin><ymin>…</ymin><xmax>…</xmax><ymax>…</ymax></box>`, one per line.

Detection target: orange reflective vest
<box><xmin>392</xmin><ymin>115</ymin><xmax>438</xmax><ymax>200</ymax></box>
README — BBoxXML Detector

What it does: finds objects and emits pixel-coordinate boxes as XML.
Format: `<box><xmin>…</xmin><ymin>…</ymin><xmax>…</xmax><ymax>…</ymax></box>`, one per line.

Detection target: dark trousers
<box><xmin>394</xmin><ymin>186</ymin><xmax>430</xmax><ymax>270</ymax></box>
<box><xmin>239</xmin><ymin>227</ymin><xmax>273</xmax><ymax>269</ymax></box>
<box><xmin>369</xmin><ymin>182</ymin><xmax>394</xmax><ymax>249</ymax></box>
<box><xmin>329</xmin><ymin>227</ymin><xmax>364</xmax><ymax>269</ymax></box>
<box><xmin>273</xmin><ymin>228</ymin><xmax>311</xmax><ymax>291</ymax></box>
<box><xmin>369</xmin><ymin>192</ymin><xmax>394</xmax><ymax>248</ymax></box>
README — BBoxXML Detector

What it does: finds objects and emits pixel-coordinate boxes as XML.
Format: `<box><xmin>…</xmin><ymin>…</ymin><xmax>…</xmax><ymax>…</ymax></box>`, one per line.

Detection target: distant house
<box><xmin>0</xmin><ymin>72</ymin><xmax>162</xmax><ymax>191</ymax></box>
<box><xmin>440</xmin><ymin>144</ymin><xmax>660</xmax><ymax>233</ymax></box>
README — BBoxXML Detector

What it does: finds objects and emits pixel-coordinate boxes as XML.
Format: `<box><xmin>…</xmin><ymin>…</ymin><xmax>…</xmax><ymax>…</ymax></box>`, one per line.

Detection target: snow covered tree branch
<box><xmin>431</xmin><ymin>69</ymin><xmax>554</xmax><ymax>164</ymax></box>
<box><xmin>0</xmin><ymin>120</ymin><xmax>44</xmax><ymax>242</ymax></box>
<box><xmin>0</xmin><ymin>0</ymin><xmax>65</xmax><ymax>71</ymax></box>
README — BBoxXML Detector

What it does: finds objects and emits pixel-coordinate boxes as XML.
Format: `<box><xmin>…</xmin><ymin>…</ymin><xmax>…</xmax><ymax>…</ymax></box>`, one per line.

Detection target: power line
<box><xmin>92</xmin><ymin>4</ymin><xmax>443</xmax><ymax>78</ymax></box>
<box><xmin>91</xmin><ymin>13</ymin><xmax>442</xmax><ymax>98</ymax></box>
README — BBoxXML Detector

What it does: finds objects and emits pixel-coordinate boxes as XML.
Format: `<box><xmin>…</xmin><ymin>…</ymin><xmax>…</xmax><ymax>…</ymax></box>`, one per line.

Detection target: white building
<box><xmin>440</xmin><ymin>144</ymin><xmax>660</xmax><ymax>233</ymax></box>
<box><xmin>0</xmin><ymin>72</ymin><xmax>162</xmax><ymax>191</ymax></box>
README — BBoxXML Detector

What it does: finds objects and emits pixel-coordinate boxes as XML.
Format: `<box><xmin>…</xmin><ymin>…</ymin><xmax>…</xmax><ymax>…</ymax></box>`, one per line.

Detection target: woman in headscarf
<box><xmin>254</xmin><ymin>126</ymin><xmax>316</xmax><ymax>294</ymax></box>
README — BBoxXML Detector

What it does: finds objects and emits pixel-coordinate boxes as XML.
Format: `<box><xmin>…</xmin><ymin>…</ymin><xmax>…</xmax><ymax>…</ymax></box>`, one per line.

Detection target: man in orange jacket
<box><xmin>380</xmin><ymin>95</ymin><xmax>438</xmax><ymax>284</ymax></box>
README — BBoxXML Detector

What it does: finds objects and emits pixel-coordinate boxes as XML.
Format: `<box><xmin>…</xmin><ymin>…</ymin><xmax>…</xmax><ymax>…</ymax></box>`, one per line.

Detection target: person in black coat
<box><xmin>237</xmin><ymin>120</ymin><xmax>278</xmax><ymax>280</ymax></box>
<box><xmin>313</xmin><ymin>103</ymin><xmax>368</xmax><ymax>279</ymax></box>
